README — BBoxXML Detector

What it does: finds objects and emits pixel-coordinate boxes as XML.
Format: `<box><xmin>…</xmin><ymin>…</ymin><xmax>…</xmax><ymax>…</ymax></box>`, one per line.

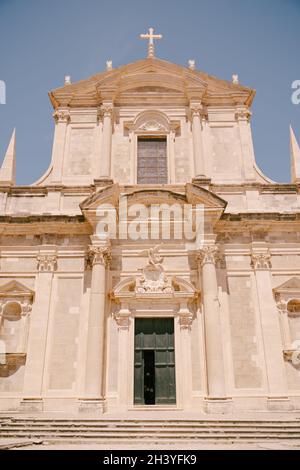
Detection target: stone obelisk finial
<box><xmin>0</xmin><ymin>129</ymin><xmax>16</xmax><ymax>186</ymax></box>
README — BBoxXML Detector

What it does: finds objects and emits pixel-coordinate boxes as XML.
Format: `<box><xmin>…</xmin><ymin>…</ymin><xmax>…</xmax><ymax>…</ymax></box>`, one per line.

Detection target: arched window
<box><xmin>0</xmin><ymin>281</ymin><xmax>34</xmax><ymax>359</ymax></box>
<box><xmin>124</xmin><ymin>111</ymin><xmax>180</xmax><ymax>185</ymax></box>
<box><xmin>1</xmin><ymin>302</ymin><xmax>22</xmax><ymax>353</ymax></box>
<box><xmin>287</xmin><ymin>299</ymin><xmax>300</xmax><ymax>314</ymax></box>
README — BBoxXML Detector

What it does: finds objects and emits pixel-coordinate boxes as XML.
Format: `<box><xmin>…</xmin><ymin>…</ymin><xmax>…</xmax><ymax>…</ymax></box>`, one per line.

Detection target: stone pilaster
<box><xmin>80</xmin><ymin>242</ymin><xmax>111</xmax><ymax>413</ymax></box>
<box><xmin>21</xmin><ymin>250</ymin><xmax>57</xmax><ymax>411</ymax></box>
<box><xmin>190</xmin><ymin>102</ymin><xmax>205</xmax><ymax>179</ymax></box>
<box><xmin>99</xmin><ymin>103</ymin><xmax>114</xmax><ymax>181</ymax></box>
<box><xmin>197</xmin><ymin>245</ymin><xmax>230</xmax><ymax>412</ymax></box>
<box><xmin>251</xmin><ymin>247</ymin><xmax>290</xmax><ymax>409</ymax></box>
<box><xmin>276</xmin><ymin>299</ymin><xmax>292</xmax><ymax>349</ymax></box>
<box><xmin>51</xmin><ymin>109</ymin><xmax>70</xmax><ymax>183</ymax></box>
<box><xmin>235</xmin><ymin>106</ymin><xmax>256</xmax><ymax>181</ymax></box>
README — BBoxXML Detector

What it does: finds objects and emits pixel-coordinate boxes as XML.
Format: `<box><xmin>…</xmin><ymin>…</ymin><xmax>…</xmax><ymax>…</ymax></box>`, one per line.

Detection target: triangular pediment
<box><xmin>273</xmin><ymin>277</ymin><xmax>300</xmax><ymax>294</ymax></box>
<box><xmin>0</xmin><ymin>280</ymin><xmax>34</xmax><ymax>299</ymax></box>
<box><xmin>49</xmin><ymin>57</ymin><xmax>254</xmax><ymax>108</ymax></box>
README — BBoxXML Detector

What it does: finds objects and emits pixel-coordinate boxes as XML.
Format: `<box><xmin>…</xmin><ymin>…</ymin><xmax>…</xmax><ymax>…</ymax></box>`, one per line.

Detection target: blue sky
<box><xmin>0</xmin><ymin>0</ymin><xmax>299</xmax><ymax>184</ymax></box>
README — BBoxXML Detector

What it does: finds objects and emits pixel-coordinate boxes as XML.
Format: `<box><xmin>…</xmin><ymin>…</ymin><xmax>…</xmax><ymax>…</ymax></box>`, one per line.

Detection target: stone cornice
<box><xmin>220</xmin><ymin>213</ymin><xmax>300</xmax><ymax>222</ymax></box>
<box><xmin>217</xmin><ymin>213</ymin><xmax>300</xmax><ymax>234</ymax></box>
<box><xmin>0</xmin><ymin>215</ymin><xmax>90</xmax><ymax>235</ymax></box>
<box><xmin>0</xmin><ymin>182</ymin><xmax>300</xmax><ymax>196</ymax></box>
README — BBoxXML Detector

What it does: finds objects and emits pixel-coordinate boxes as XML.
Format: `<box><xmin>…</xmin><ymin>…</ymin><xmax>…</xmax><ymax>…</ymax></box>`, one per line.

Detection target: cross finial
<box><xmin>140</xmin><ymin>27</ymin><xmax>162</xmax><ymax>58</ymax></box>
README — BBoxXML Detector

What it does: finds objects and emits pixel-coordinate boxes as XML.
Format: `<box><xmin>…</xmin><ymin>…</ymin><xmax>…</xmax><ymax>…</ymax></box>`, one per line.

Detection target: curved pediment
<box><xmin>80</xmin><ymin>183</ymin><xmax>227</xmax><ymax>233</ymax></box>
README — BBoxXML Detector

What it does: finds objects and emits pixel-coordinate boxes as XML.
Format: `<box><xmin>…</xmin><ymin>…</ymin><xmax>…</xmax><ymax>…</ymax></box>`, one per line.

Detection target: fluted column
<box><xmin>198</xmin><ymin>245</ymin><xmax>227</xmax><ymax>403</ymax></box>
<box><xmin>99</xmin><ymin>103</ymin><xmax>114</xmax><ymax>179</ymax></box>
<box><xmin>190</xmin><ymin>103</ymin><xmax>205</xmax><ymax>178</ymax></box>
<box><xmin>81</xmin><ymin>242</ymin><xmax>111</xmax><ymax>411</ymax></box>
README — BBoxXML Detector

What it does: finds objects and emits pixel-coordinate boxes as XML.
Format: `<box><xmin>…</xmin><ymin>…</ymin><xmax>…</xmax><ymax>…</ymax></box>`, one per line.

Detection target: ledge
<box><xmin>0</xmin><ymin>353</ymin><xmax>26</xmax><ymax>377</ymax></box>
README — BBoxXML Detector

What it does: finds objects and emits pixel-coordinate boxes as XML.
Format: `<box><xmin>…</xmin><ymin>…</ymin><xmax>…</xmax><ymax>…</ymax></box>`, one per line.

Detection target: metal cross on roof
<box><xmin>140</xmin><ymin>27</ymin><xmax>162</xmax><ymax>58</ymax></box>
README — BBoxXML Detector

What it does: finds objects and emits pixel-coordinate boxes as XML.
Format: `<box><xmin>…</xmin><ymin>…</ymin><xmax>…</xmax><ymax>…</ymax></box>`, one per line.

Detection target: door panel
<box><xmin>134</xmin><ymin>318</ymin><xmax>176</xmax><ymax>405</ymax></box>
<box><xmin>137</xmin><ymin>138</ymin><xmax>168</xmax><ymax>184</ymax></box>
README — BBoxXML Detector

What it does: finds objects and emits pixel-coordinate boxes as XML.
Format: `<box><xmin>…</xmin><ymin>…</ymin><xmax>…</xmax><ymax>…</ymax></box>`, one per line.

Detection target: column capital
<box><xmin>197</xmin><ymin>245</ymin><xmax>220</xmax><ymax>267</ymax></box>
<box><xmin>113</xmin><ymin>310</ymin><xmax>131</xmax><ymax>330</ymax></box>
<box><xmin>235</xmin><ymin>106</ymin><xmax>252</xmax><ymax>122</ymax></box>
<box><xmin>189</xmin><ymin>102</ymin><xmax>207</xmax><ymax>120</ymax></box>
<box><xmin>87</xmin><ymin>245</ymin><xmax>111</xmax><ymax>268</ymax></box>
<box><xmin>178</xmin><ymin>312</ymin><xmax>194</xmax><ymax>330</ymax></box>
<box><xmin>251</xmin><ymin>251</ymin><xmax>272</xmax><ymax>270</ymax></box>
<box><xmin>99</xmin><ymin>103</ymin><xmax>114</xmax><ymax>119</ymax></box>
<box><xmin>276</xmin><ymin>299</ymin><xmax>288</xmax><ymax>315</ymax></box>
<box><xmin>37</xmin><ymin>254</ymin><xmax>57</xmax><ymax>272</ymax></box>
<box><xmin>53</xmin><ymin>109</ymin><xmax>71</xmax><ymax>124</ymax></box>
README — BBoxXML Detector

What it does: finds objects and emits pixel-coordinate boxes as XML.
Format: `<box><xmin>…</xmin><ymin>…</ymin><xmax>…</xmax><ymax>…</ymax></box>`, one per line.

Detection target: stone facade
<box><xmin>0</xmin><ymin>51</ymin><xmax>300</xmax><ymax>414</ymax></box>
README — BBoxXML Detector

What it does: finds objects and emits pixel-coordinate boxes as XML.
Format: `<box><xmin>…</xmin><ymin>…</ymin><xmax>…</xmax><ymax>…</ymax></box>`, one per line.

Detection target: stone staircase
<box><xmin>1</xmin><ymin>416</ymin><xmax>300</xmax><ymax>445</ymax></box>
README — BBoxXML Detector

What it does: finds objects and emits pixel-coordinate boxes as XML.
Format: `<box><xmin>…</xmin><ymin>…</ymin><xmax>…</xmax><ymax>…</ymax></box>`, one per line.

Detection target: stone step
<box><xmin>1</xmin><ymin>429</ymin><xmax>300</xmax><ymax>438</ymax></box>
<box><xmin>2</xmin><ymin>417</ymin><xmax>300</xmax><ymax>444</ymax></box>
<box><xmin>2</xmin><ymin>419</ymin><xmax>300</xmax><ymax>425</ymax></box>
<box><xmin>2</xmin><ymin>423</ymin><xmax>300</xmax><ymax>429</ymax></box>
<box><xmin>2</xmin><ymin>432</ymin><xmax>300</xmax><ymax>441</ymax></box>
<box><xmin>2</xmin><ymin>425</ymin><xmax>300</xmax><ymax>432</ymax></box>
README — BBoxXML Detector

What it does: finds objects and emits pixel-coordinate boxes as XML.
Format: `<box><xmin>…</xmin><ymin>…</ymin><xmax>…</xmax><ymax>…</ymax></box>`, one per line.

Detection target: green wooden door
<box><xmin>134</xmin><ymin>318</ymin><xmax>176</xmax><ymax>405</ymax></box>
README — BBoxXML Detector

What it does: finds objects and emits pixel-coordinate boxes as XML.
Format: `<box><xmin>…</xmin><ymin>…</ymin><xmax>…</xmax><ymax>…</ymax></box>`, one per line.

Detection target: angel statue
<box><xmin>139</xmin><ymin>244</ymin><xmax>164</xmax><ymax>268</ymax></box>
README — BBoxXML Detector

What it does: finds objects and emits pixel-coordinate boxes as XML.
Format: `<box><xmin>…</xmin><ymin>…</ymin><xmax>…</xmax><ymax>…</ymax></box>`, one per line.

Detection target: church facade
<box><xmin>1</xmin><ymin>36</ymin><xmax>300</xmax><ymax>415</ymax></box>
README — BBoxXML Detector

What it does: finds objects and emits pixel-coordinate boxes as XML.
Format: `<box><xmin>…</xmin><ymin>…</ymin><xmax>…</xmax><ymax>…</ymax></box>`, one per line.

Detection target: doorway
<box><xmin>134</xmin><ymin>318</ymin><xmax>176</xmax><ymax>405</ymax></box>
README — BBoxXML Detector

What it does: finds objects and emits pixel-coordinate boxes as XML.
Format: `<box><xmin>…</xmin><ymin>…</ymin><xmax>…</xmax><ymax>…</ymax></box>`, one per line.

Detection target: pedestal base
<box><xmin>78</xmin><ymin>399</ymin><xmax>105</xmax><ymax>414</ymax></box>
<box><xmin>20</xmin><ymin>398</ymin><xmax>44</xmax><ymax>412</ymax></box>
<box><xmin>94</xmin><ymin>178</ymin><xmax>114</xmax><ymax>187</ymax></box>
<box><xmin>192</xmin><ymin>177</ymin><xmax>211</xmax><ymax>186</ymax></box>
<box><xmin>204</xmin><ymin>398</ymin><xmax>233</xmax><ymax>414</ymax></box>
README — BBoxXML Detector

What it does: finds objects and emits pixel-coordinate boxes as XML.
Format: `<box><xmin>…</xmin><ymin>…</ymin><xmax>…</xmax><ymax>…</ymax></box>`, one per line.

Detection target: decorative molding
<box><xmin>0</xmin><ymin>353</ymin><xmax>26</xmax><ymax>377</ymax></box>
<box><xmin>283</xmin><ymin>349</ymin><xmax>300</xmax><ymax>366</ymax></box>
<box><xmin>37</xmin><ymin>254</ymin><xmax>57</xmax><ymax>272</ymax></box>
<box><xmin>235</xmin><ymin>107</ymin><xmax>252</xmax><ymax>122</ymax></box>
<box><xmin>100</xmin><ymin>104</ymin><xmax>114</xmax><ymax>119</ymax></box>
<box><xmin>250</xmin><ymin>252</ymin><xmax>272</xmax><ymax>270</ymax></box>
<box><xmin>87</xmin><ymin>245</ymin><xmax>111</xmax><ymax>268</ymax></box>
<box><xmin>124</xmin><ymin>110</ymin><xmax>180</xmax><ymax>136</ymax></box>
<box><xmin>53</xmin><ymin>109</ymin><xmax>70</xmax><ymax>123</ymax></box>
<box><xmin>111</xmin><ymin>274</ymin><xmax>196</xmax><ymax>302</ymax></box>
<box><xmin>113</xmin><ymin>311</ymin><xmax>131</xmax><ymax>330</ymax></box>
<box><xmin>273</xmin><ymin>278</ymin><xmax>300</xmax><ymax>310</ymax></box>
<box><xmin>0</xmin><ymin>300</ymin><xmax>32</xmax><ymax>318</ymax></box>
<box><xmin>276</xmin><ymin>299</ymin><xmax>288</xmax><ymax>314</ymax></box>
<box><xmin>138</xmin><ymin>120</ymin><xmax>168</xmax><ymax>133</ymax></box>
<box><xmin>190</xmin><ymin>103</ymin><xmax>202</xmax><ymax>116</ymax></box>
<box><xmin>136</xmin><ymin>245</ymin><xmax>173</xmax><ymax>294</ymax></box>
<box><xmin>197</xmin><ymin>246</ymin><xmax>220</xmax><ymax>267</ymax></box>
<box><xmin>189</xmin><ymin>103</ymin><xmax>208</xmax><ymax>122</ymax></box>
<box><xmin>136</xmin><ymin>266</ymin><xmax>173</xmax><ymax>294</ymax></box>
<box><xmin>0</xmin><ymin>281</ymin><xmax>34</xmax><ymax>318</ymax></box>
<box><xmin>178</xmin><ymin>312</ymin><xmax>194</xmax><ymax>329</ymax></box>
